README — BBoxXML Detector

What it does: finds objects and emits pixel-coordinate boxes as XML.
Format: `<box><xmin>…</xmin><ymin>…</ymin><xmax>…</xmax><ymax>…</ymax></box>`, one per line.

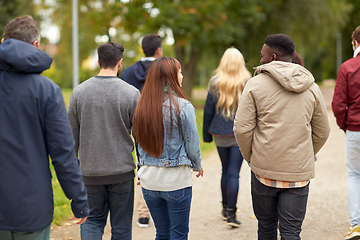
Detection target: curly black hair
<box><xmin>265</xmin><ymin>34</ymin><xmax>294</xmax><ymax>57</ymax></box>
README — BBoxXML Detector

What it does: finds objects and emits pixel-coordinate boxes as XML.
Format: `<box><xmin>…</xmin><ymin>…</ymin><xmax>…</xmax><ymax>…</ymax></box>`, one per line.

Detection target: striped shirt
<box><xmin>254</xmin><ymin>173</ymin><xmax>309</xmax><ymax>188</ymax></box>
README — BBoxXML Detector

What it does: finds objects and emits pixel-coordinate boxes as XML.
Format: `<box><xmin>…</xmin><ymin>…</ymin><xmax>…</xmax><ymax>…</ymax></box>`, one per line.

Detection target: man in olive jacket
<box><xmin>234</xmin><ymin>34</ymin><xmax>330</xmax><ymax>239</ymax></box>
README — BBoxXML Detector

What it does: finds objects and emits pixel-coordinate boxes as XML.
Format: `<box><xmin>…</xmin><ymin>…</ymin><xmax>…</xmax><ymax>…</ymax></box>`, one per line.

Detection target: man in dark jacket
<box><xmin>121</xmin><ymin>34</ymin><xmax>162</xmax><ymax>91</ymax></box>
<box><xmin>0</xmin><ymin>15</ymin><xmax>88</xmax><ymax>239</ymax></box>
<box><xmin>332</xmin><ymin>25</ymin><xmax>360</xmax><ymax>240</ymax></box>
<box><xmin>121</xmin><ymin>33</ymin><xmax>162</xmax><ymax>228</ymax></box>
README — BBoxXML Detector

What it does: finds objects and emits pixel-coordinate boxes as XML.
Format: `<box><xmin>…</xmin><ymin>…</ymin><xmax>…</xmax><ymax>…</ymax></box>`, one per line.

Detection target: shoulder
<box><xmin>177</xmin><ymin>97</ymin><xmax>194</xmax><ymax>113</ymax></box>
<box><xmin>207</xmin><ymin>76</ymin><xmax>220</xmax><ymax>95</ymax></box>
<box><xmin>123</xmin><ymin>61</ymin><xmax>141</xmax><ymax>74</ymax></box>
<box><xmin>209</xmin><ymin>76</ymin><xmax>218</xmax><ymax>85</ymax></box>
<box><xmin>208</xmin><ymin>76</ymin><xmax>218</xmax><ymax>88</ymax></box>
<box><xmin>71</xmin><ymin>77</ymin><xmax>96</xmax><ymax>94</ymax></box>
<box><xmin>27</xmin><ymin>74</ymin><xmax>62</xmax><ymax>98</ymax></box>
<box><xmin>119</xmin><ymin>79</ymin><xmax>140</xmax><ymax>93</ymax></box>
<box><xmin>340</xmin><ymin>56</ymin><xmax>360</xmax><ymax>71</ymax></box>
<box><xmin>308</xmin><ymin>82</ymin><xmax>322</xmax><ymax>99</ymax></box>
<box><xmin>244</xmin><ymin>74</ymin><xmax>268</xmax><ymax>88</ymax></box>
<box><xmin>177</xmin><ymin>97</ymin><xmax>191</xmax><ymax>106</ymax></box>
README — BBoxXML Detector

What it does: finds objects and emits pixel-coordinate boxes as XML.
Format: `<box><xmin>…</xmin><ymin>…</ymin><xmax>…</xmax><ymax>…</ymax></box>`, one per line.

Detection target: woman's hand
<box><xmin>196</xmin><ymin>168</ymin><xmax>204</xmax><ymax>178</ymax></box>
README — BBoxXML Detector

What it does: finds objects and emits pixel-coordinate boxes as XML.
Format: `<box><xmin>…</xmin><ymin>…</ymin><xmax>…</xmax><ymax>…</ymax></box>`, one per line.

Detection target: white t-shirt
<box><xmin>137</xmin><ymin>165</ymin><xmax>193</xmax><ymax>191</ymax></box>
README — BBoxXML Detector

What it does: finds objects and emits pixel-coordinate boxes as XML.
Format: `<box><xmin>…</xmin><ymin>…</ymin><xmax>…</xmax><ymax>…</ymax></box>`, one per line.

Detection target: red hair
<box><xmin>133</xmin><ymin>57</ymin><xmax>186</xmax><ymax>157</ymax></box>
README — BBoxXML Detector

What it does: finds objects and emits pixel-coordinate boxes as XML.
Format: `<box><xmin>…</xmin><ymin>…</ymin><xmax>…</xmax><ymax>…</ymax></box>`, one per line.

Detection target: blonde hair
<box><xmin>210</xmin><ymin>47</ymin><xmax>251</xmax><ymax>119</ymax></box>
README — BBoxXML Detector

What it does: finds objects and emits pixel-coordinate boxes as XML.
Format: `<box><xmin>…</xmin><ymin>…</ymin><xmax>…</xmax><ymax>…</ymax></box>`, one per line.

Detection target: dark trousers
<box><xmin>251</xmin><ymin>172</ymin><xmax>309</xmax><ymax>240</ymax></box>
<box><xmin>217</xmin><ymin>146</ymin><xmax>244</xmax><ymax>208</ymax></box>
<box><xmin>80</xmin><ymin>179</ymin><xmax>134</xmax><ymax>240</ymax></box>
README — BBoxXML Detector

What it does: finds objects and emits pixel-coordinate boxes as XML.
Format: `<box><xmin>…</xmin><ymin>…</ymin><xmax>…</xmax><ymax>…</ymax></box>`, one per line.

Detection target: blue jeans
<box><xmin>0</xmin><ymin>225</ymin><xmax>50</xmax><ymax>240</ymax></box>
<box><xmin>142</xmin><ymin>187</ymin><xmax>192</xmax><ymax>240</ymax></box>
<box><xmin>80</xmin><ymin>179</ymin><xmax>134</xmax><ymax>240</ymax></box>
<box><xmin>217</xmin><ymin>146</ymin><xmax>244</xmax><ymax>208</ymax></box>
<box><xmin>251</xmin><ymin>172</ymin><xmax>309</xmax><ymax>240</ymax></box>
<box><xmin>346</xmin><ymin>130</ymin><xmax>360</xmax><ymax>227</ymax></box>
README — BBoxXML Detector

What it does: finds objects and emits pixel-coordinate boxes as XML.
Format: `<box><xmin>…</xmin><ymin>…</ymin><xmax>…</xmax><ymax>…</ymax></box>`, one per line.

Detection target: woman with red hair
<box><xmin>133</xmin><ymin>56</ymin><xmax>203</xmax><ymax>239</ymax></box>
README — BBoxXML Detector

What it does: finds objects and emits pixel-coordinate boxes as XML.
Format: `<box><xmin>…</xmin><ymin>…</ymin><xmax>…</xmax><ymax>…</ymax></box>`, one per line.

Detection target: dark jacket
<box><xmin>332</xmin><ymin>53</ymin><xmax>360</xmax><ymax>132</ymax></box>
<box><xmin>121</xmin><ymin>60</ymin><xmax>153</xmax><ymax>90</ymax></box>
<box><xmin>0</xmin><ymin>38</ymin><xmax>89</xmax><ymax>232</ymax></box>
<box><xmin>203</xmin><ymin>82</ymin><xmax>236</xmax><ymax>143</ymax></box>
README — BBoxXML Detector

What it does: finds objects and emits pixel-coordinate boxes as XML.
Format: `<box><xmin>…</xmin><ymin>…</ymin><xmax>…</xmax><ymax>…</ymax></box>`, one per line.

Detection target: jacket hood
<box><xmin>254</xmin><ymin>61</ymin><xmax>314</xmax><ymax>93</ymax></box>
<box><xmin>132</xmin><ymin>61</ymin><xmax>152</xmax><ymax>82</ymax></box>
<box><xmin>0</xmin><ymin>38</ymin><xmax>52</xmax><ymax>73</ymax></box>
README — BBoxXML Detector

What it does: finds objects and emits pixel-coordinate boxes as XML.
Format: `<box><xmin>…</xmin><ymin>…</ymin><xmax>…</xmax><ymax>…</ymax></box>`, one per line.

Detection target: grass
<box><xmin>51</xmin><ymin>163</ymin><xmax>73</xmax><ymax>226</ymax></box>
<box><xmin>61</xmin><ymin>88</ymin><xmax>73</xmax><ymax>107</ymax></box>
<box><xmin>51</xmin><ymin>88</ymin><xmax>215</xmax><ymax>225</ymax></box>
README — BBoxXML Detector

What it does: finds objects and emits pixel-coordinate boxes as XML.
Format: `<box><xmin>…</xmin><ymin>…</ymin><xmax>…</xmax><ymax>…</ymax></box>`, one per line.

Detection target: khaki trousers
<box><xmin>136</xmin><ymin>175</ymin><xmax>150</xmax><ymax>218</ymax></box>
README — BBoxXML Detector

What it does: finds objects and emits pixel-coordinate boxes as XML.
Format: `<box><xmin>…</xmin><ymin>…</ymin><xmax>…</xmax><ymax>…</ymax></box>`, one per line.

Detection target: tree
<box><xmin>41</xmin><ymin>0</ymin><xmax>129</xmax><ymax>87</ymax></box>
<box><xmin>235</xmin><ymin>0</ymin><xmax>351</xmax><ymax>81</ymax></box>
<box><xmin>122</xmin><ymin>0</ymin><xmax>351</xmax><ymax>97</ymax></box>
<box><xmin>122</xmin><ymin>0</ymin><xmax>265</xmax><ymax>99</ymax></box>
<box><xmin>340</xmin><ymin>0</ymin><xmax>360</xmax><ymax>62</ymax></box>
<box><xmin>41</xmin><ymin>0</ymin><xmax>353</xmax><ymax>90</ymax></box>
<box><xmin>0</xmin><ymin>0</ymin><xmax>38</xmax><ymax>36</ymax></box>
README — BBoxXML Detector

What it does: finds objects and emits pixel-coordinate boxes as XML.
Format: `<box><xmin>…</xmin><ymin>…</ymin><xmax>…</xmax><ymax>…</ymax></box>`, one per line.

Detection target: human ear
<box><xmin>1</xmin><ymin>38</ymin><xmax>4</xmax><ymax>44</ymax></box>
<box><xmin>355</xmin><ymin>40</ymin><xmax>360</xmax><ymax>49</ymax></box>
<box><xmin>272</xmin><ymin>54</ymin><xmax>277</xmax><ymax>61</ymax></box>
<box><xmin>156</xmin><ymin>47</ymin><xmax>163</xmax><ymax>57</ymax></box>
<box><xmin>32</xmin><ymin>40</ymin><xmax>39</xmax><ymax>48</ymax></box>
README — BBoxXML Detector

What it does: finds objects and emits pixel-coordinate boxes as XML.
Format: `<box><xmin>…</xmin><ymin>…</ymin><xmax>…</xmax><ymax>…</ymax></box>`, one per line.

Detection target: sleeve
<box><xmin>67</xmin><ymin>91</ymin><xmax>80</xmax><ymax>156</ymax></box>
<box><xmin>129</xmin><ymin>89</ymin><xmax>141</xmax><ymax>127</ymax></box>
<box><xmin>203</xmin><ymin>91</ymin><xmax>216</xmax><ymax>142</ymax></box>
<box><xmin>46</xmin><ymin>86</ymin><xmax>89</xmax><ymax>218</ymax></box>
<box><xmin>130</xmin><ymin>90</ymin><xmax>141</xmax><ymax>163</ymax></box>
<box><xmin>233</xmin><ymin>83</ymin><xmax>257</xmax><ymax>162</ymax></box>
<box><xmin>312</xmin><ymin>86</ymin><xmax>331</xmax><ymax>154</ymax></box>
<box><xmin>331</xmin><ymin>65</ymin><xmax>348</xmax><ymax>132</ymax></box>
<box><xmin>181</xmin><ymin>103</ymin><xmax>202</xmax><ymax>171</ymax></box>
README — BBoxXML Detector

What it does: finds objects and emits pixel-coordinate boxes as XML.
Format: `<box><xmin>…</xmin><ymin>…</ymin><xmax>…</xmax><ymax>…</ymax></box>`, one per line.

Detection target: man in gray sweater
<box><xmin>68</xmin><ymin>42</ymin><xmax>140</xmax><ymax>240</ymax></box>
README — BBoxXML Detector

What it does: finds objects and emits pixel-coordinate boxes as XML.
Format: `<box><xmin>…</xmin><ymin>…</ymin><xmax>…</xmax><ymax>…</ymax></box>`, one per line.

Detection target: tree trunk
<box><xmin>175</xmin><ymin>44</ymin><xmax>199</xmax><ymax>101</ymax></box>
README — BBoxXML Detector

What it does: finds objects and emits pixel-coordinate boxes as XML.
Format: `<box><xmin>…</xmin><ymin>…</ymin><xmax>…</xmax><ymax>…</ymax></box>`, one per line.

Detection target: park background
<box><xmin>1</xmin><ymin>0</ymin><xmax>360</xmax><ymax>228</ymax></box>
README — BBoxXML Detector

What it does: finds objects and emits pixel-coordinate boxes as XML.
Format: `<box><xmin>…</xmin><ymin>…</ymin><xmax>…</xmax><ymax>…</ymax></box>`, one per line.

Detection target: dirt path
<box><xmin>51</xmin><ymin>86</ymin><xmax>350</xmax><ymax>240</ymax></box>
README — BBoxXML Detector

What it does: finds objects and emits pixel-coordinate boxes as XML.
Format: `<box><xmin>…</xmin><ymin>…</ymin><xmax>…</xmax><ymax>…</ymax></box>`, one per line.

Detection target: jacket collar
<box><xmin>354</xmin><ymin>46</ymin><xmax>360</xmax><ymax>58</ymax></box>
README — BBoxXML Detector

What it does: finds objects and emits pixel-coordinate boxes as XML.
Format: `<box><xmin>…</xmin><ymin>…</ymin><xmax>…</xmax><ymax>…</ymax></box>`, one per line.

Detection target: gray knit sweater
<box><xmin>68</xmin><ymin>76</ymin><xmax>140</xmax><ymax>185</ymax></box>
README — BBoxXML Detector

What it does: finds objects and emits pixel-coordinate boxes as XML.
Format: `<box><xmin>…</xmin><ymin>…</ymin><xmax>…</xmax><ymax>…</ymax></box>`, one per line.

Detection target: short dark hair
<box><xmin>141</xmin><ymin>34</ymin><xmax>162</xmax><ymax>57</ymax></box>
<box><xmin>3</xmin><ymin>15</ymin><xmax>40</xmax><ymax>44</ymax></box>
<box><xmin>265</xmin><ymin>34</ymin><xmax>294</xmax><ymax>57</ymax></box>
<box><xmin>352</xmin><ymin>26</ymin><xmax>360</xmax><ymax>43</ymax></box>
<box><xmin>97</xmin><ymin>42</ymin><xmax>124</xmax><ymax>69</ymax></box>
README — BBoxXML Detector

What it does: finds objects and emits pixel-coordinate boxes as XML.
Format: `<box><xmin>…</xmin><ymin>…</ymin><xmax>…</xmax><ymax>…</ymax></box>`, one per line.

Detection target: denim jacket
<box><xmin>138</xmin><ymin>96</ymin><xmax>202</xmax><ymax>171</ymax></box>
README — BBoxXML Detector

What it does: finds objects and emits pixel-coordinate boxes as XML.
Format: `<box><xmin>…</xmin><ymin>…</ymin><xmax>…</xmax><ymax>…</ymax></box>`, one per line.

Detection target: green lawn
<box><xmin>51</xmin><ymin>88</ymin><xmax>215</xmax><ymax>225</ymax></box>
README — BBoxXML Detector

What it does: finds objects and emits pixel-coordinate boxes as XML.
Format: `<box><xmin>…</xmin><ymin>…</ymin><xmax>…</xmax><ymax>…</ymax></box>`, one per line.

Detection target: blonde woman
<box><xmin>203</xmin><ymin>47</ymin><xmax>251</xmax><ymax>228</ymax></box>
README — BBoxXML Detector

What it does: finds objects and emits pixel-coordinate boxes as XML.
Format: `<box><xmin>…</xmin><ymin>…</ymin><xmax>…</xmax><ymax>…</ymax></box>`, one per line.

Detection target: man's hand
<box><xmin>196</xmin><ymin>168</ymin><xmax>204</xmax><ymax>178</ymax></box>
<box><xmin>69</xmin><ymin>216</ymin><xmax>88</xmax><ymax>225</ymax></box>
